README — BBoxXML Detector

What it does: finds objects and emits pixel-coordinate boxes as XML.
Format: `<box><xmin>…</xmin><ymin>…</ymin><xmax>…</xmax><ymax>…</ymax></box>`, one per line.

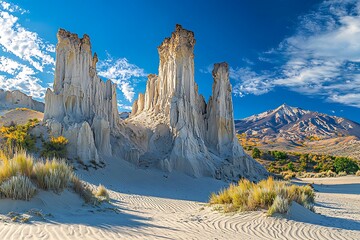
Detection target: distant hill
<box><xmin>235</xmin><ymin>104</ymin><xmax>360</xmax><ymax>160</ymax></box>
<box><xmin>0</xmin><ymin>89</ymin><xmax>44</xmax><ymax>112</ymax></box>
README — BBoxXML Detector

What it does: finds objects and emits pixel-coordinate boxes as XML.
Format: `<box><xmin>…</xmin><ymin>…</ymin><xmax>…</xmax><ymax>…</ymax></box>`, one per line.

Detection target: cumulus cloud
<box><xmin>231</xmin><ymin>0</ymin><xmax>360</xmax><ymax>108</ymax></box>
<box><xmin>0</xmin><ymin>56</ymin><xmax>46</xmax><ymax>98</ymax></box>
<box><xmin>117</xmin><ymin>101</ymin><xmax>132</xmax><ymax>111</ymax></box>
<box><xmin>98</xmin><ymin>53</ymin><xmax>146</xmax><ymax>102</ymax></box>
<box><xmin>0</xmin><ymin>1</ymin><xmax>54</xmax><ymax>99</ymax></box>
<box><xmin>0</xmin><ymin>10</ymin><xmax>55</xmax><ymax>72</ymax></box>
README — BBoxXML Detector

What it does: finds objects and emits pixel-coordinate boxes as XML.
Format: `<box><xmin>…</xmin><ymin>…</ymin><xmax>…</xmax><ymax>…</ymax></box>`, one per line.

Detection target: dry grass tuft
<box><xmin>33</xmin><ymin>159</ymin><xmax>73</xmax><ymax>192</ymax></box>
<box><xmin>0</xmin><ymin>175</ymin><xmax>36</xmax><ymax>201</ymax></box>
<box><xmin>210</xmin><ymin>177</ymin><xmax>315</xmax><ymax>216</ymax></box>
<box><xmin>338</xmin><ymin>171</ymin><xmax>347</xmax><ymax>176</ymax></box>
<box><xmin>94</xmin><ymin>184</ymin><xmax>109</xmax><ymax>201</ymax></box>
<box><xmin>71</xmin><ymin>175</ymin><xmax>99</xmax><ymax>205</ymax></box>
<box><xmin>356</xmin><ymin>170</ymin><xmax>360</xmax><ymax>176</ymax></box>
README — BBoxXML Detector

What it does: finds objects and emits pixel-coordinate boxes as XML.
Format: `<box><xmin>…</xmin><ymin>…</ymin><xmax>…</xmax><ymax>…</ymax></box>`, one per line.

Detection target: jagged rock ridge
<box><xmin>128</xmin><ymin>25</ymin><xmax>267</xmax><ymax>180</ymax></box>
<box><xmin>0</xmin><ymin>89</ymin><xmax>44</xmax><ymax>112</ymax></box>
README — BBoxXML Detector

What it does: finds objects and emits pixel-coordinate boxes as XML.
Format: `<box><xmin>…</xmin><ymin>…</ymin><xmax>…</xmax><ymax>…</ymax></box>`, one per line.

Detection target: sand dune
<box><xmin>0</xmin><ymin>158</ymin><xmax>359</xmax><ymax>239</ymax></box>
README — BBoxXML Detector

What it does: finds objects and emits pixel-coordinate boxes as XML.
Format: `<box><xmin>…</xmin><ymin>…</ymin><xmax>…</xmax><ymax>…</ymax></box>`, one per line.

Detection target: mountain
<box><xmin>236</xmin><ymin>104</ymin><xmax>360</xmax><ymax>141</ymax></box>
<box><xmin>235</xmin><ymin>104</ymin><xmax>360</xmax><ymax>160</ymax></box>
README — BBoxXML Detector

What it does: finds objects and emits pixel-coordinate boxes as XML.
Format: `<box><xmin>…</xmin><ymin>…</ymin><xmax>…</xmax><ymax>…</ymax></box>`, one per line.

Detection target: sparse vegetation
<box><xmin>71</xmin><ymin>175</ymin><xmax>100</xmax><ymax>205</ymax></box>
<box><xmin>0</xmin><ymin>149</ymin><xmax>98</xmax><ymax>203</ymax></box>
<box><xmin>242</xmin><ymin>146</ymin><xmax>360</xmax><ymax>178</ymax></box>
<box><xmin>94</xmin><ymin>184</ymin><xmax>110</xmax><ymax>201</ymax></box>
<box><xmin>0</xmin><ymin>119</ymin><xmax>39</xmax><ymax>151</ymax></box>
<box><xmin>356</xmin><ymin>170</ymin><xmax>360</xmax><ymax>176</ymax></box>
<box><xmin>33</xmin><ymin>159</ymin><xmax>73</xmax><ymax>192</ymax></box>
<box><xmin>252</xmin><ymin>147</ymin><xmax>261</xmax><ymax>159</ymax></box>
<box><xmin>209</xmin><ymin>177</ymin><xmax>315</xmax><ymax>216</ymax></box>
<box><xmin>41</xmin><ymin>136</ymin><xmax>68</xmax><ymax>159</ymax></box>
<box><xmin>333</xmin><ymin>157</ymin><xmax>359</xmax><ymax>174</ymax></box>
<box><xmin>0</xmin><ymin>175</ymin><xmax>37</xmax><ymax>201</ymax></box>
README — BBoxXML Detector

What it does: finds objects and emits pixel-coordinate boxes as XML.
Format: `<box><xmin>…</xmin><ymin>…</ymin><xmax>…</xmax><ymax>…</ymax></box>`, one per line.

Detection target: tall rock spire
<box><xmin>44</xmin><ymin>29</ymin><xmax>119</xmax><ymax>163</ymax></box>
<box><xmin>128</xmin><ymin>25</ymin><xmax>267</xmax><ymax>180</ymax></box>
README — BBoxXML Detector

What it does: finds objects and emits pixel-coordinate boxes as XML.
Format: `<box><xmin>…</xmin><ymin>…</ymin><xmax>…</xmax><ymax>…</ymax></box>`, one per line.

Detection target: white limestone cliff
<box><xmin>0</xmin><ymin>89</ymin><xmax>44</xmax><ymax>112</ymax></box>
<box><xmin>43</xmin><ymin>29</ymin><xmax>119</xmax><ymax>164</ymax></box>
<box><xmin>128</xmin><ymin>25</ymin><xmax>267</xmax><ymax>181</ymax></box>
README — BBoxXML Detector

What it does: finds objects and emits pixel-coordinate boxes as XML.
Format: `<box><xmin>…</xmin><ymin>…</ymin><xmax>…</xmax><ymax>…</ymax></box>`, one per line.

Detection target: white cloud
<box><xmin>117</xmin><ymin>101</ymin><xmax>132</xmax><ymax>111</ymax></box>
<box><xmin>0</xmin><ymin>1</ymin><xmax>54</xmax><ymax>100</ymax></box>
<box><xmin>98</xmin><ymin>53</ymin><xmax>146</xmax><ymax>102</ymax></box>
<box><xmin>0</xmin><ymin>56</ymin><xmax>45</xmax><ymax>98</ymax></box>
<box><xmin>0</xmin><ymin>0</ymin><xmax>27</xmax><ymax>14</ymax></box>
<box><xmin>231</xmin><ymin>0</ymin><xmax>360</xmax><ymax>108</ymax></box>
<box><xmin>0</xmin><ymin>10</ymin><xmax>55</xmax><ymax>72</ymax></box>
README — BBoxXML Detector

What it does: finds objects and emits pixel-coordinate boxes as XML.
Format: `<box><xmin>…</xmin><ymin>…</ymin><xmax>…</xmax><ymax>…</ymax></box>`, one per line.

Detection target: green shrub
<box><xmin>271</xmin><ymin>151</ymin><xmax>288</xmax><ymax>160</ymax></box>
<box><xmin>252</xmin><ymin>148</ymin><xmax>261</xmax><ymax>159</ymax></box>
<box><xmin>0</xmin><ymin>175</ymin><xmax>37</xmax><ymax>201</ymax></box>
<box><xmin>41</xmin><ymin>136</ymin><xmax>68</xmax><ymax>158</ymax></box>
<box><xmin>333</xmin><ymin>157</ymin><xmax>359</xmax><ymax>174</ymax></box>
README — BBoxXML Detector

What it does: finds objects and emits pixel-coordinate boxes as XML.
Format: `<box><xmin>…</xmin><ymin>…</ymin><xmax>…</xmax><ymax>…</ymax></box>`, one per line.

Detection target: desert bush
<box><xmin>271</xmin><ymin>151</ymin><xmax>288</xmax><ymax>160</ymax></box>
<box><xmin>325</xmin><ymin>170</ymin><xmax>337</xmax><ymax>177</ymax></box>
<box><xmin>71</xmin><ymin>175</ymin><xmax>99</xmax><ymax>205</ymax></box>
<box><xmin>0</xmin><ymin>175</ymin><xmax>36</xmax><ymax>201</ymax></box>
<box><xmin>356</xmin><ymin>170</ymin><xmax>360</xmax><ymax>176</ymax></box>
<box><xmin>41</xmin><ymin>136</ymin><xmax>68</xmax><ymax>158</ymax></box>
<box><xmin>267</xmin><ymin>195</ymin><xmax>289</xmax><ymax>216</ymax></box>
<box><xmin>0</xmin><ymin>120</ymin><xmax>38</xmax><ymax>151</ymax></box>
<box><xmin>315</xmin><ymin>172</ymin><xmax>326</xmax><ymax>178</ymax></box>
<box><xmin>333</xmin><ymin>157</ymin><xmax>359</xmax><ymax>174</ymax></box>
<box><xmin>33</xmin><ymin>159</ymin><xmax>73</xmax><ymax>192</ymax></box>
<box><xmin>337</xmin><ymin>171</ymin><xmax>347</xmax><ymax>176</ymax></box>
<box><xmin>210</xmin><ymin>177</ymin><xmax>314</xmax><ymax>215</ymax></box>
<box><xmin>94</xmin><ymin>184</ymin><xmax>110</xmax><ymax>201</ymax></box>
<box><xmin>252</xmin><ymin>148</ymin><xmax>261</xmax><ymax>159</ymax></box>
<box><xmin>280</xmin><ymin>171</ymin><xmax>296</xmax><ymax>181</ymax></box>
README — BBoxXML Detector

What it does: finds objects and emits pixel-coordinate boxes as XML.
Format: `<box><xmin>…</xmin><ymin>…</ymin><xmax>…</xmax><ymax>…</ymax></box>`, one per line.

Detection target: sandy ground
<box><xmin>0</xmin><ymin>158</ymin><xmax>359</xmax><ymax>240</ymax></box>
<box><xmin>0</xmin><ymin>108</ymin><xmax>44</xmax><ymax>126</ymax></box>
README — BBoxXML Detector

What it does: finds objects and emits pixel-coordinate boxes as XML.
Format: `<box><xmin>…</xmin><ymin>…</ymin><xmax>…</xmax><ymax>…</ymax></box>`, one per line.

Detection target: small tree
<box><xmin>333</xmin><ymin>157</ymin><xmax>359</xmax><ymax>174</ymax></box>
<box><xmin>252</xmin><ymin>148</ymin><xmax>261</xmax><ymax>159</ymax></box>
<box><xmin>272</xmin><ymin>151</ymin><xmax>288</xmax><ymax>160</ymax></box>
<box><xmin>287</xmin><ymin>162</ymin><xmax>295</xmax><ymax>171</ymax></box>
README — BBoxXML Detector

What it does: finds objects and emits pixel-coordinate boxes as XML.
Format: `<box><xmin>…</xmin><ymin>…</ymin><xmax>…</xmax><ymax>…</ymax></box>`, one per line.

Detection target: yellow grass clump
<box><xmin>356</xmin><ymin>170</ymin><xmax>360</xmax><ymax>176</ymax></box>
<box><xmin>33</xmin><ymin>159</ymin><xmax>73</xmax><ymax>192</ymax></box>
<box><xmin>210</xmin><ymin>177</ymin><xmax>315</xmax><ymax>216</ymax></box>
<box><xmin>94</xmin><ymin>184</ymin><xmax>110</xmax><ymax>201</ymax></box>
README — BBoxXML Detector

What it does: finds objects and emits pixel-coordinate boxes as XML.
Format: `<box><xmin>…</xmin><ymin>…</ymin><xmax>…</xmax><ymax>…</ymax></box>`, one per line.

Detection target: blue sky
<box><xmin>1</xmin><ymin>0</ymin><xmax>360</xmax><ymax>122</ymax></box>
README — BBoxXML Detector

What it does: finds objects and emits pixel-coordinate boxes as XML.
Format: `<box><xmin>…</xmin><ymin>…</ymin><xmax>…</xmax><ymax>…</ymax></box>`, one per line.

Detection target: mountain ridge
<box><xmin>236</xmin><ymin>104</ymin><xmax>360</xmax><ymax>141</ymax></box>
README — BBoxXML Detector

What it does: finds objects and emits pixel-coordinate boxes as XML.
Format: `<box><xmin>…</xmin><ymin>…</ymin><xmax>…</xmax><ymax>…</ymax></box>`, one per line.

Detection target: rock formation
<box><xmin>0</xmin><ymin>89</ymin><xmax>44</xmax><ymax>112</ymax></box>
<box><xmin>128</xmin><ymin>25</ymin><xmax>267</xmax><ymax>181</ymax></box>
<box><xmin>43</xmin><ymin>29</ymin><xmax>119</xmax><ymax>164</ymax></box>
<box><xmin>44</xmin><ymin>25</ymin><xmax>267</xmax><ymax>181</ymax></box>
